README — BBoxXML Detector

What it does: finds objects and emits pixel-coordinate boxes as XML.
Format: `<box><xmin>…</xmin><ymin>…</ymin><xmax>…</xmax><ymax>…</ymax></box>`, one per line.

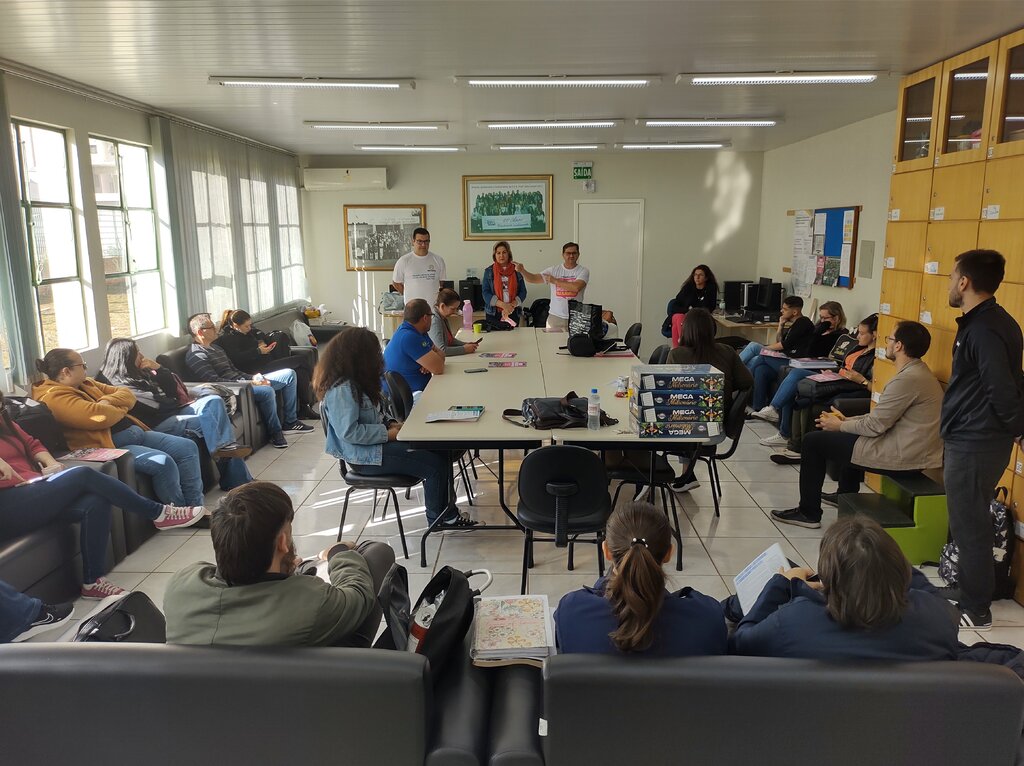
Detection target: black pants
<box><xmin>944</xmin><ymin>442</ymin><xmax>1013</xmax><ymax>614</ymax></box>
<box><xmin>260</xmin><ymin>354</ymin><xmax>315</xmax><ymax>408</ymax></box>
<box><xmin>334</xmin><ymin>540</ymin><xmax>396</xmax><ymax>648</ymax></box>
<box><xmin>798</xmin><ymin>431</ymin><xmax>919</xmax><ymax>521</ymax></box>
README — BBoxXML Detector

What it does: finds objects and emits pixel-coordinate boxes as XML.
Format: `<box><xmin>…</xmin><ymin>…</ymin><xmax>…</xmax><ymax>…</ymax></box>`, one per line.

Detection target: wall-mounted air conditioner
<box><xmin>302</xmin><ymin>167</ymin><xmax>388</xmax><ymax>191</ymax></box>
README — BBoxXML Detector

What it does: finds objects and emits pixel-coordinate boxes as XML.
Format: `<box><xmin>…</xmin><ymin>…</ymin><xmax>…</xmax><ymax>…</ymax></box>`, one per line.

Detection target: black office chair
<box><xmin>516</xmin><ymin>445</ymin><xmax>612</xmax><ymax>594</ymax></box>
<box><xmin>625</xmin><ymin>336</ymin><xmax>642</xmax><ymax>357</ymax></box>
<box><xmin>605</xmin><ymin>451</ymin><xmax>684</xmax><ymax>570</ymax></box>
<box><xmin>624</xmin><ymin>323</ymin><xmax>642</xmax><ymax>345</ymax></box>
<box><xmin>648</xmin><ymin>344</ymin><xmax>670</xmax><ymax>365</ymax></box>
<box><xmin>694</xmin><ymin>388</ymin><xmax>754</xmax><ymax>517</ymax></box>
<box><xmin>383</xmin><ymin>370</ymin><xmax>476</xmax><ymax>504</ymax></box>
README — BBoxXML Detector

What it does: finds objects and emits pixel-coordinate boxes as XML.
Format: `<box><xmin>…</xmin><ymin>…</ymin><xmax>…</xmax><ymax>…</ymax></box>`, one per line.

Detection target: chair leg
<box><xmin>611</xmin><ymin>482</ymin><xmax>625</xmax><ymax>509</ymax></box>
<box><xmin>567</xmin><ymin>536</ymin><xmax>575</xmax><ymax>571</ymax></box>
<box><xmin>521</xmin><ymin>531</ymin><xmax>531</xmax><ymax>594</ymax></box>
<box><xmin>667</xmin><ymin>491</ymin><xmax>683</xmax><ymax>571</ymax></box>
<box><xmin>371</xmin><ymin>489</ymin><xmax>382</xmax><ymax>521</ymax></box>
<box><xmin>337</xmin><ymin>488</ymin><xmax>355</xmax><ymax>542</ymax></box>
<box><xmin>708</xmin><ymin>460</ymin><xmax>721</xmax><ymax>518</ymax></box>
<box><xmin>470</xmin><ymin>449</ymin><xmax>480</xmax><ymax>479</ymax></box>
<box><xmin>389</xmin><ymin>488</ymin><xmax>408</xmax><ymax>560</ymax></box>
<box><xmin>712</xmin><ymin>457</ymin><xmax>723</xmax><ymax>496</ymax></box>
<box><xmin>405</xmin><ymin>487</ymin><xmax>412</xmax><ymax>500</ymax></box>
<box><xmin>597</xmin><ymin>532</ymin><xmax>605</xmax><ymax>577</ymax></box>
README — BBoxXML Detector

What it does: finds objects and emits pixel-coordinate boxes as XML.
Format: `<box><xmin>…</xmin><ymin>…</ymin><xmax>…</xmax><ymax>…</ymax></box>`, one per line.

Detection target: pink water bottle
<box><xmin>463</xmin><ymin>299</ymin><xmax>473</xmax><ymax>331</ymax></box>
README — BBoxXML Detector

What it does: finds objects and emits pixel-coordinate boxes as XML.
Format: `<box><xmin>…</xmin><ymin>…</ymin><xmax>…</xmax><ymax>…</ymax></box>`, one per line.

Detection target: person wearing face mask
<box><xmin>661</xmin><ymin>264</ymin><xmax>719</xmax><ymax>338</ymax></box>
<box><xmin>164</xmin><ymin>481</ymin><xmax>395</xmax><ymax>646</ymax></box>
<box><xmin>515</xmin><ymin>242</ymin><xmax>589</xmax><ymax>330</ymax></box>
<box><xmin>429</xmin><ymin>289</ymin><xmax>480</xmax><ymax>357</ymax></box>
<box><xmin>482</xmin><ymin>241</ymin><xmax>528</xmax><ymax>328</ymax></box>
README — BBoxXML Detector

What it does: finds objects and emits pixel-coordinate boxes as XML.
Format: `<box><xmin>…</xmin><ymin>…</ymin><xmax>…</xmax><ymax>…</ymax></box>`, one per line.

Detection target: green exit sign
<box><xmin>572</xmin><ymin>162</ymin><xmax>593</xmax><ymax>180</ymax></box>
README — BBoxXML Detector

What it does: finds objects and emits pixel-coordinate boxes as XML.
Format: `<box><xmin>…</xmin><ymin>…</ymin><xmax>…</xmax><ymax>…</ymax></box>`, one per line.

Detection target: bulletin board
<box><xmin>790</xmin><ymin>205</ymin><xmax>860</xmax><ymax>296</ymax></box>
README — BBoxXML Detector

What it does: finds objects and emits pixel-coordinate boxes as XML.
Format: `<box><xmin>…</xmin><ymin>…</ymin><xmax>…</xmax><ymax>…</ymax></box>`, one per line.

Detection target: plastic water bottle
<box><xmin>462</xmin><ymin>299</ymin><xmax>473</xmax><ymax>331</ymax></box>
<box><xmin>588</xmin><ymin>388</ymin><xmax>601</xmax><ymax>430</ymax></box>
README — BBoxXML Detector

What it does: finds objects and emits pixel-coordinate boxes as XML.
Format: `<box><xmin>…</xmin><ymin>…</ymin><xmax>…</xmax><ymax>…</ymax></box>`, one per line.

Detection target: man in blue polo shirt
<box><xmin>383</xmin><ymin>298</ymin><xmax>445</xmax><ymax>393</ymax></box>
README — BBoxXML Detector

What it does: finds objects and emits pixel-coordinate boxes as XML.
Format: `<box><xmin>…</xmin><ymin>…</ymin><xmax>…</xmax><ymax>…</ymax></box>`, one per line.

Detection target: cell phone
<box><xmin>471</xmin><ymin>338</ymin><xmax>483</xmax><ymax>344</ymax></box>
<box><xmin>464</xmin><ymin>368</ymin><xmax>488</xmax><ymax>374</ymax></box>
<box><xmin>806</xmin><ymin>573</ymin><xmax>821</xmax><ymax>583</ymax></box>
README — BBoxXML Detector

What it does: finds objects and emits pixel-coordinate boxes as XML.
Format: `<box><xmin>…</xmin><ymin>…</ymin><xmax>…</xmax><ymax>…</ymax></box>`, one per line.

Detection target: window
<box><xmin>241</xmin><ymin>177</ymin><xmax>273</xmax><ymax>313</ymax></box>
<box><xmin>276</xmin><ymin>182</ymin><xmax>306</xmax><ymax>303</ymax></box>
<box><xmin>11</xmin><ymin>122</ymin><xmax>89</xmax><ymax>351</ymax></box>
<box><xmin>90</xmin><ymin>137</ymin><xmax>164</xmax><ymax>337</ymax></box>
<box><xmin>192</xmin><ymin>168</ymin><xmax>235</xmax><ymax>313</ymax></box>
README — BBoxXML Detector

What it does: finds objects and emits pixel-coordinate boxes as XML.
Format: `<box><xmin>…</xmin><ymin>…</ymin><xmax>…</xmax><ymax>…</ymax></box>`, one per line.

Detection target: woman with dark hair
<box><xmin>97</xmin><ymin>338</ymin><xmax>268</xmax><ymax>458</ymax></box>
<box><xmin>482</xmin><ymin>241</ymin><xmax>528</xmax><ymax>327</ymax></box>
<box><xmin>429</xmin><ymin>288</ymin><xmax>479</xmax><ymax>357</ymax></box>
<box><xmin>661</xmin><ymin>264</ymin><xmax>719</xmax><ymax>337</ymax></box>
<box><xmin>316</xmin><ymin>328</ymin><xmax>478</xmax><ymax>528</ymax></box>
<box><xmin>555</xmin><ymin>502</ymin><xmax>726</xmax><ymax>656</ymax></box>
<box><xmin>731</xmin><ymin>515</ymin><xmax>957</xmax><ymax>660</ymax></box>
<box><xmin>216</xmin><ymin>309</ymin><xmax>317</xmax><ymax>419</ymax></box>
<box><xmin>33</xmin><ymin>348</ymin><xmax>205</xmax><ymax>509</ymax></box>
<box><xmin>0</xmin><ymin>390</ymin><xmax>203</xmax><ymax>601</ymax></box>
<box><xmin>665</xmin><ymin>308</ymin><xmax>753</xmax><ymax>492</ymax></box>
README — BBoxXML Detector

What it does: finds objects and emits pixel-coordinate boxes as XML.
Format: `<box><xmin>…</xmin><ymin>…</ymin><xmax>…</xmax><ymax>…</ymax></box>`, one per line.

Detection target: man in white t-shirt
<box><xmin>391</xmin><ymin>227</ymin><xmax>447</xmax><ymax>305</ymax></box>
<box><xmin>516</xmin><ymin>242</ymin><xmax>590</xmax><ymax>329</ymax></box>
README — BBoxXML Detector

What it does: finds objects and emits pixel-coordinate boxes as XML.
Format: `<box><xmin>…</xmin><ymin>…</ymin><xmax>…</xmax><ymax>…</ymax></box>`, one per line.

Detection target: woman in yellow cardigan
<box><xmin>33</xmin><ymin>348</ymin><xmax>204</xmax><ymax>507</ymax></box>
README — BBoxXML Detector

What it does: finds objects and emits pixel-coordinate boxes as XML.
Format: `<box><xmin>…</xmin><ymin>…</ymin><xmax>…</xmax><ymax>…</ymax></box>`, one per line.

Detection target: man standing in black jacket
<box><xmin>940</xmin><ymin>249</ymin><xmax>1024</xmax><ymax>630</ymax></box>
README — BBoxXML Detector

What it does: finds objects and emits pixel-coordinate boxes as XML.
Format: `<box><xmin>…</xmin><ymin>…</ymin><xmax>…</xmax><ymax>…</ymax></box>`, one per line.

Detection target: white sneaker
<box><xmin>760</xmin><ymin>433</ymin><xmax>789</xmax><ymax>447</ymax></box>
<box><xmin>751</xmin><ymin>405</ymin><xmax>779</xmax><ymax>423</ymax></box>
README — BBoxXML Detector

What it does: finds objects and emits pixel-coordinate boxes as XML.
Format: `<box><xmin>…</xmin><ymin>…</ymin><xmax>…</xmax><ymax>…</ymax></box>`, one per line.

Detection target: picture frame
<box><xmin>462</xmin><ymin>175</ymin><xmax>553</xmax><ymax>240</ymax></box>
<box><xmin>343</xmin><ymin>204</ymin><xmax>426</xmax><ymax>271</ymax></box>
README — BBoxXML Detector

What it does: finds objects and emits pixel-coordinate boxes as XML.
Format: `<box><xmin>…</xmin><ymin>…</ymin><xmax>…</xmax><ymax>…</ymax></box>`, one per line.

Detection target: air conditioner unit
<box><xmin>302</xmin><ymin>167</ymin><xmax>388</xmax><ymax>191</ymax></box>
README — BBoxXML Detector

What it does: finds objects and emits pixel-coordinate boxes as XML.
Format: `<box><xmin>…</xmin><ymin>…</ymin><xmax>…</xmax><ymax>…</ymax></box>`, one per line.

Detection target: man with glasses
<box><xmin>515</xmin><ymin>242</ymin><xmax>589</xmax><ymax>330</ymax></box>
<box><xmin>186</xmin><ymin>313</ymin><xmax>312</xmax><ymax>450</ymax></box>
<box><xmin>771</xmin><ymin>320</ymin><xmax>943</xmax><ymax>532</ymax></box>
<box><xmin>391</xmin><ymin>227</ymin><xmax>447</xmax><ymax>305</ymax></box>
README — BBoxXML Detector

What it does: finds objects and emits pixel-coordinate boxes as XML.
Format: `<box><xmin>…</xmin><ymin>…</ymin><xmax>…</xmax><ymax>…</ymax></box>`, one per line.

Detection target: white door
<box><xmin>573</xmin><ymin>199</ymin><xmax>644</xmax><ymax>328</ymax></box>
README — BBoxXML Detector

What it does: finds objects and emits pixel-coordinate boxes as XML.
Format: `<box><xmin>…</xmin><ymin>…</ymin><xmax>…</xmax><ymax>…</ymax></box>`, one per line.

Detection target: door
<box><xmin>574</xmin><ymin>199</ymin><xmax>644</xmax><ymax>329</ymax></box>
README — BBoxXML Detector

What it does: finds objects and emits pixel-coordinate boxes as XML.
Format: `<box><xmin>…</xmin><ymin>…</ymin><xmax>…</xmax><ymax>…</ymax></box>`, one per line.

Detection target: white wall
<box><xmin>756</xmin><ymin>110</ymin><xmax>897</xmax><ymax>327</ymax></box>
<box><xmin>301</xmin><ymin>151</ymin><xmax>764</xmax><ymax>358</ymax></box>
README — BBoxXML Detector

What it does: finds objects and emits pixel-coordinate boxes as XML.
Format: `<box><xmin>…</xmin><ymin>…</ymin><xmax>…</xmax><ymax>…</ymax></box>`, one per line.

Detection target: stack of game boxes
<box><xmin>628</xmin><ymin>364</ymin><xmax>725</xmax><ymax>438</ymax></box>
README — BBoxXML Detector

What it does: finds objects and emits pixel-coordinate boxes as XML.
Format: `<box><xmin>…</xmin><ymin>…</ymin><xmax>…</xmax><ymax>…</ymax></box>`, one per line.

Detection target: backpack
<box><xmin>375</xmin><ymin>564</ymin><xmax>491</xmax><ymax>680</ymax></box>
<box><xmin>73</xmin><ymin>592</ymin><xmax>166</xmax><ymax>643</ymax></box>
<box><xmin>2</xmin><ymin>396</ymin><xmax>69</xmax><ymax>454</ymax></box>
<box><xmin>939</xmin><ymin>486</ymin><xmax>1014</xmax><ymax>599</ymax></box>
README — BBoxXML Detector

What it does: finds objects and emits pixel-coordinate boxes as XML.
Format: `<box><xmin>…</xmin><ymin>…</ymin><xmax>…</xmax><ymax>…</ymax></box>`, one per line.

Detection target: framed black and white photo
<box><xmin>462</xmin><ymin>175</ymin><xmax>553</xmax><ymax>240</ymax></box>
<box><xmin>343</xmin><ymin>204</ymin><xmax>426</xmax><ymax>271</ymax></box>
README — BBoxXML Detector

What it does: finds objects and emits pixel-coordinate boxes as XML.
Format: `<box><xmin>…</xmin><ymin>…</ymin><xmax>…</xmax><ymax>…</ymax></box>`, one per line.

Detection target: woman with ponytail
<box><xmin>554</xmin><ymin>502</ymin><xmax>726</xmax><ymax>656</ymax></box>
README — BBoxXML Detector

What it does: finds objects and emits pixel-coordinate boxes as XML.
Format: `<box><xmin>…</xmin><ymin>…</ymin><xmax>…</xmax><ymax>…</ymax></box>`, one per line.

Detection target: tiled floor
<box><xmin>34</xmin><ymin>419</ymin><xmax>1024</xmax><ymax>645</ymax></box>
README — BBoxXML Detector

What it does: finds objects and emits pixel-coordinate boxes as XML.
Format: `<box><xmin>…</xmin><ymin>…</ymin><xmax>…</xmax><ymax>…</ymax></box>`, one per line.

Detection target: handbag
<box><xmin>502</xmin><ymin>391</ymin><xmax>619</xmax><ymax>430</ymax></box>
<box><xmin>73</xmin><ymin>592</ymin><xmax>166</xmax><ymax>643</ymax></box>
<box><xmin>2</xmin><ymin>396</ymin><xmax>69</xmax><ymax>454</ymax></box>
<box><xmin>939</xmin><ymin>486</ymin><xmax>1014</xmax><ymax>598</ymax></box>
<box><xmin>568</xmin><ymin>299</ymin><xmax>602</xmax><ymax>338</ymax></box>
<box><xmin>796</xmin><ymin>376</ymin><xmax>866</xmax><ymax>402</ymax></box>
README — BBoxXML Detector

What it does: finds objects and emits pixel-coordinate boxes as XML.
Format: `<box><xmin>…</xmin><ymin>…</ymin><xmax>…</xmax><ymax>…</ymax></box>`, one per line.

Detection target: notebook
<box><xmin>471</xmin><ymin>594</ymin><xmax>555</xmax><ymax>668</ymax></box>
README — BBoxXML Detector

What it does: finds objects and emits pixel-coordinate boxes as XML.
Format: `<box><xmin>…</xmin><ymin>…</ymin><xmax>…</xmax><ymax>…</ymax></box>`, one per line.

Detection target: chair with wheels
<box><xmin>516</xmin><ymin>445</ymin><xmax>612</xmax><ymax>594</ymax></box>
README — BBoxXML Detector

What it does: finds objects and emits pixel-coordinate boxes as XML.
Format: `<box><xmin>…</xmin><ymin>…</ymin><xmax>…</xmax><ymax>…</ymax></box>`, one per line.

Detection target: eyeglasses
<box><xmin>885</xmin><ymin>336</ymin><xmax>896</xmax><ymax>342</ymax></box>
<box><xmin>199</xmin><ymin>324</ymin><xmax>216</xmax><ymax>331</ymax></box>
<box><xmin>69</xmin><ymin>363</ymin><xmax>87</xmax><ymax>370</ymax></box>
<box><xmin>414</xmin><ymin>238</ymin><xmax>430</xmax><ymax>244</ymax></box>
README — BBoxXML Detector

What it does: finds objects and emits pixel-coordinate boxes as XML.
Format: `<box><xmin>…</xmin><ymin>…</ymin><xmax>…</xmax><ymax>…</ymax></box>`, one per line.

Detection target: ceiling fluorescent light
<box><xmin>305</xmin><ymin>121</ymin><xmax>446</xmax><ymax>131</ymax></box>
<box><xmin>493</xmin><ymin>144</ymin><xmax>604</xmax><ymax>151</ymax></box>
<box><xmin>355</xmin><ymin>145</ymin><xmax>463</xmax><ymax>153</ymax></box>
<box><xmin>640</xmin><ymin>118</ymin><xmax>777</xmax><ymax>128</ymax></box>
<box><xmin>455</xmin><ymin>76</ymin><xmax>658</xmax><ymax>88</ymax></box>
<box><xmin>480</xmin><ymin>120</ymin><xmax>620</xmax><ymax>129</ymax></box>
<box><xmin>617</xmin><ymin>142</ymin><xmax>729</xmax><ymax>150</ymax></box>
<box><xmin>209</xmin><ymin>76</ymin><xmax>415</xmax><ymax>90</ymax></box>
<box><xmin>681</xmin><ymin>72</ymin><xmax>877</xmax><ymax>86</ymax></box>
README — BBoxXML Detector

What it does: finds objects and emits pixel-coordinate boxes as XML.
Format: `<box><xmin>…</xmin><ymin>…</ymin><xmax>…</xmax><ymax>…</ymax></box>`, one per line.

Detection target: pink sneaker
<box><xmin>153</xmin><ymin>505</ymin><xmax>206</xmax><ymax>530</ymax></box>
<box><xmin>81</xmin><ymin>577</ymin><xmax>127</xmax><ymax>600</ymax></box>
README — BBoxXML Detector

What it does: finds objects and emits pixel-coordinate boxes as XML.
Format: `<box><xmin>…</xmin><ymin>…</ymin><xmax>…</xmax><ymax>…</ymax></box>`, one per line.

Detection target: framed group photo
<box><xmin>462</xmin><ymin>175</ymin><xmax>553</xmax><ymax>240</ymax></box>
<box><xmin>343</xmin><ymin>204</ymin><xmax>426</xmax><ymax>271</ymax></box>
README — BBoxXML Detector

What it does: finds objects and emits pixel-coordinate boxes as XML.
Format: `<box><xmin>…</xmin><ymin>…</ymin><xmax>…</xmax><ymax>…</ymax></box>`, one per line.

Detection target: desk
<box><xmin>382</xmin><ymin>310</ymin><xmax>485</xmax><ymax>340</ymax></box>
<box><xmin>713</xmin><ymin>314</ymin><xmax>777</xmax><ymax>345</ymax></box>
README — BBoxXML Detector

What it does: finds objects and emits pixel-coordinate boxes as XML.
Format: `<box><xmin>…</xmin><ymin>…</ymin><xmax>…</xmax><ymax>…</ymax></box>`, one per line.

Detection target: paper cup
<box><xmin>473</xmin><ymin>322</ymin><xmax>483</xmax><ymax>333</ymax></box>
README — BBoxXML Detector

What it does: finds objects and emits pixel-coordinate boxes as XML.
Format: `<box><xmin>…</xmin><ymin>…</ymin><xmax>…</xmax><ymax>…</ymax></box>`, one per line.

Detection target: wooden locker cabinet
<box><xmin>888</xmin><ymin>169</ymin><xmax>933</xmax><ymax>221</ymax></box>
<box><xmin>977</xmin><ymin>221</ymin><xmax>1024</xmax><ymax>284</ymax></box>
<box><xmin>930</xmin><ymin>162</ymin><xmax>986</xmax><ymax>220</ymax></box>
<box><xmin>884</xmin><ymin>222</ymin><xmax>928</xmax><ymax>272</ymax></box>
<box><xmin>871</xmin><ymin>356</ymin><xmax>897</xmax><ymax>394</ymax></box>
<box><xmin>998</xmin><ymin>282</ymin><xmax>1024</xmax><ymax>324</ymax></box>
<box><xmin>933</xmin><ymin>41</ymin><xmax>999</xmax><ymax>167</ymax></box>
<box><xmin>919</xmin><ymin>274</ymin><xmax>960</xmax><ymax>331</ymax></box>
<box><xmin>876</xmin><ymin>314</ymin><xmax>901</xmax><ymax>346</ymax></box>
<box><xmin>879</xmin><ymin>269</ymin><xmax>923</xmax><ymax>320</ymax></box>
<box><xmin>988</xmin><ymin>28</ymin><xmax>1024</xmax><ymax>160</ymax></box>
<box><xmin>982</xmin><ymin>155</ymin><xmax>1024</xmax><ymax>220</ymax></box>
<box><xmin>922</xmin><ymin>326</ymin><xmax>955</xmax><ymax>383</ymax></box>
<box><xmin>893</xmin><ymin>63</ymin><xmax>944</xmax><ymax>173</ymax></box>
<box><xmin>925</xmin><ymin>221</ymin><xmax>978</xmax><ymax>275</ymax></box>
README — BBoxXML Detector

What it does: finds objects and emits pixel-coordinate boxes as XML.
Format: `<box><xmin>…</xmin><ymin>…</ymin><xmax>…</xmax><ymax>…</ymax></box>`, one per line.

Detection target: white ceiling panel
<box><xmin>0</xmin><ymin>0</ymin><xmax>1022</xmax><ymax>154</ymax></box>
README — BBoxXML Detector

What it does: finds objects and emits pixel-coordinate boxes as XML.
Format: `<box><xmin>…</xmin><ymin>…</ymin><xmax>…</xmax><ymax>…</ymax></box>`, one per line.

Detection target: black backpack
<box><xmin>73</xmin><ymin>592</ymin><xmax>166</xmax><ymax>643</ymax></box>
<box><xmin>939</xmin><ymin>486</ymin><xmax>1014</xmax><ymax>599</ymax></box>
<box><xmin>2</xmin><ymin>396</ymin><xmax>69</xmax><ymax>454</ymax></box>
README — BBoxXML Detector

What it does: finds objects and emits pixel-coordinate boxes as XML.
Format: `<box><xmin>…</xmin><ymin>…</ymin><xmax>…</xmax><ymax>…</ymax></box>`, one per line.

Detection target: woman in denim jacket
<box><xmin>315</xmin><ymin>328</ymin><xmax>478</xmax><ymax>528</ymax></box>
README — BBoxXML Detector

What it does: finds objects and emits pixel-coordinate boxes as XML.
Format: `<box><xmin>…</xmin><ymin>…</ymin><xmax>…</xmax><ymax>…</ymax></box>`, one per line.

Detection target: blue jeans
<box><xmin>0</xmin><ymin>579</ymin><xmax>41</xmax><ymax>643</ymax></box>
<box><xmin>353</xmin><ymin>442</ymin><xmax>452</xmax><ymax>523</ymax></box>
<box><xmin>252</xmin><ymin>369</ymin><xmax>298</xmax><ymax>434</ymax></box>
<box><xmin>155</xmin><ymin>394</ymin><xmax>234</xmax><ymax>453</ymax></box>
<box><xmin>770</xmin><ymin>368</ymin><xmax>815</xmax><ymax>438</ymax></box>
<box><xmin>740</xmin><ymin>342</ymin><xmax>764</xmax><ymax>366</ymax></box>
<box><xmin>752</xmin><ymin>356</ymin><xmax>789</xmax><ymax>410</ymax></box>
<box><xmin>112</xmin><ymin>426</ymin><xmax>204</xmax><ymax>506</ymax></box>
<box><xmin>0</xmin><ymin>466</ymin><xmax>164</xmax><ymax>584</ymax></box>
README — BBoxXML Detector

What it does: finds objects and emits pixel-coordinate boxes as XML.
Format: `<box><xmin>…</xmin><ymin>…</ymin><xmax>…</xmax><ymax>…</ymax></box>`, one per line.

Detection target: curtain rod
<box><xmin>0</xmin><ymin>58</ymin><xmax>296</xmax><ymax>159</ymax></box>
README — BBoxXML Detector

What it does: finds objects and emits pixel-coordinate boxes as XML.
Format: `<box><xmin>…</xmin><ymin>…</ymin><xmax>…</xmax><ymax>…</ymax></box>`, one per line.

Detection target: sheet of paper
<box><xmin>840</xmin><ymin>243</ymin><xmax>852</xmax><ymax>277</ymax></box>
<box><xmin>791</xmin><ymin>209</ymin><xmax>815</xmax><ymax>299</ymax></box>
<box><xmin>812</xmin><ymin>234</ymin><xmax>825</xmax><ymax>256</ymax></box>
<box><xmin>734</xmin><ymin>542</ymin><xmax>789</xmax><ymax>614</ymax></box>
<box><xmin>842</xmin><ymin>209</ymin><xmax>855</xmax><ymax>243</ymax></box>
<box><xmin>425</xmin><ymin>409</ymin><xmax>482</xmax><ymax>422</ymax></box>
<box><xmin>814</xmin><ymin>212</ymin><xmax>827</xmax><ymax>234</ymax></box>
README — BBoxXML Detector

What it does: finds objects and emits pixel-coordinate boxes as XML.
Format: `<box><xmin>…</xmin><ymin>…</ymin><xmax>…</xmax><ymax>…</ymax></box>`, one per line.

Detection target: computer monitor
<box><xmin>754</xmin><ymin>277</ymin><xmax>773</xmax><ymax>310</ymax></box>
<box><xmin>440</xmin><ymin>280</ymin><xmax>455</xmax><ymax>290</ymax></box>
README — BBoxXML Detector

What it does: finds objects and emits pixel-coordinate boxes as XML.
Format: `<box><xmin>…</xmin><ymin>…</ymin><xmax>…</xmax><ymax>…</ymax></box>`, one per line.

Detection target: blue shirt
<box><xmin>554</xmin><ymin>578</ymin><xmax>727</xmax><ymax>657</ymax></box>
<box><xmin>383</xmin><ymin>321</ymin><xmax>433</xmax><ymax>393</ymax></box>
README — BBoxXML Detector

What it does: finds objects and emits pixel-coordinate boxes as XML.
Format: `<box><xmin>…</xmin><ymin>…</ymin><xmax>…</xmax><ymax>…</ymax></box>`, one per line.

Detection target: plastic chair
<box><xmin>624</xmin><ymin>323</ymin><xmax>642</xmax><ymax>345</ymax></box>
<box><xmin>516</xmin><ymin>445</ymin><xmax>613</xmax><ymax>594</ymax></box>
<box><xmin>694</xmin><ymin>388</ymin><xmax>753</xmax><ymax>517</ymax></box>
<box><xmin>605</xmin><ymin>452</ymin><xmax>684</xmax><ymax>570</ymax></box>
<box><xmin>648</xmin><ymin>344</ymin><xmax>671</xmax><ymax>365</ymax></box>
<box><xmin>626</xmin><ymin>336</ymin><xmax>642</xmax><ymax>356</ymax></box>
